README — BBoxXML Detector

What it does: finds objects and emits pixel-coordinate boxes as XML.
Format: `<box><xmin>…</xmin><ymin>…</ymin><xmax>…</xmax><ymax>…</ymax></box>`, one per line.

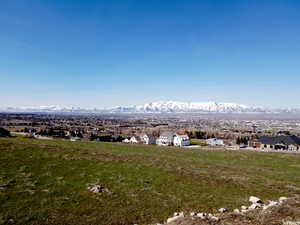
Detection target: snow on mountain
<box><xmin>108</xmin><ymin>101</ymin><xmax>267</xmax><ymax>113</ymax></box>
<box><xmin>0</xmin><ymin>105</ymin><xmax>97</xmax><ymax>113</ymax></box>
<box><xmin>1</xmin><ymin>101</ymin><xmax>298</xmax><ymax>114</ymax></box>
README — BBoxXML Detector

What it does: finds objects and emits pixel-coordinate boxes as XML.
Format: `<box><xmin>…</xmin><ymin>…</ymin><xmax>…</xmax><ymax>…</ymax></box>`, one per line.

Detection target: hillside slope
<box><xmin>0</xmin><ymin>137</ymin><xmax>300</xmax><ymax>225</ymax></box>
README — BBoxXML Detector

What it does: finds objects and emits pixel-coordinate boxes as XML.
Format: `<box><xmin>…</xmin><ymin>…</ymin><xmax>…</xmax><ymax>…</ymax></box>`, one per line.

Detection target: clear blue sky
<box><xmin>1</xmin><ymin>0</ymin><xmax>300</xmax><ymax>108</ymax></box>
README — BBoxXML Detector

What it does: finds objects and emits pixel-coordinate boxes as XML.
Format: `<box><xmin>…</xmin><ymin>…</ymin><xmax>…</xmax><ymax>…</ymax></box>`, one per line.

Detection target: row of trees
<box><xmin>236</xmin><ymin>136</ymin><xmax>250</xmax><ymax>145</ymax></box>
<box><xmin>0</xmin><ymin>127</ymin><xmax>10</xmax><ymax>137</ymax></box>
<box><xmin>38</xmin><ymin>128</ymin><xmax>84</xmax><ymax>138</ymax></box>
<box><xmin>89</xmin><ymin>133</ymin><xmax>124</xmax><ymax>142</ymax></box>
<box><xmin>38</xmin><ymin>128</ymin><xmax>68</xmax><ymax>138</ymax></box>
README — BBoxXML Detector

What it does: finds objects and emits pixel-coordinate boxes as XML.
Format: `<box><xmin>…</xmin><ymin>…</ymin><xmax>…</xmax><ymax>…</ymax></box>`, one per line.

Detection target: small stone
<box><xmin>210</xmin><ymin>216</ymin><xmax>220</xmax><ymax>222</ymax></box>
<box><xmin>241</xmin><ymin>205</ymin><xmax>248</xmax><ymax>210</ymax></box>
<box><xmin>249</xmin><ymin>196</ymin><xmax>263</xmax><ymax>204</ymax></box>
<box><xmin>279</xmin><ymin>197</ymin><xmax>288</xmax><ymax>203</ymax></box>
<box><xmin>178</xmin><ymin>212</ymin><xmax>184</xmax><ymax>217</ymax></box>
<box><xmin>268</xmin><ymin>200</ymin><xmax>279</xmax><ymax>207</ymax></box>
<box><xmin>241</xmin><ymin>209</ymin><xmax>248</xmax><ymax>213</ymax></box>
<box><xmin>233</xmin><ymin>209</ymin><xmax>240</xmax><ymax>213</ymax></box>
<box><xmin>196</xmin><ymin>213</ymin><xmax>206</xmax><ymax>219</ymax></box>
<box><xmin>190</xmin><ymin>212</ymin><xmax>196</xmax><ymax>217</ymax></box>
<box><xmin>218</xmin><ymin>208</ymin><xmax>228</xmax><ymax>213</ymax></box>
<box><xmin>87</xmin><ymin>185</ymin><xmax>112</xmax><ymax>194</ymax></box>
<box><xmin>173</xmin><ymin>212</ymin><xmax>179</xmax><ymax>217</ymax></box>
<box><xmin>167</xmin><ymin>213</ymin><xmax>184</xmax><ymax>224</ymax></box>
<box><xmin>248</xmin><ymin>203</ymin><xmax>262</xmax><ymax>210</ymax></box>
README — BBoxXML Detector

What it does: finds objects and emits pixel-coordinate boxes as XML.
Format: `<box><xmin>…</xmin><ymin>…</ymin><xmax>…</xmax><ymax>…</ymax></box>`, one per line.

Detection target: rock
<box><xmin>218</xmin><ymin>208</ymin><xmax>228</xmax><ymax>213</ymax></box>
<box><xmin>269</xmin><ymin>200</ymin><xmax>279</xmax><ymax>207</ymax></box>
<box><xmin>167</xmin><ymin>213</ymin><xmax>184</xmax><ymax>224</ymax></box>
<box><xmin>87</xmin><ymin>185</ymin><xmax>112</xmax><ymax>194</ymax></box>
<box><xmin>241</xmin><ymin>205</ymin><xmax>248</xmax><ymax>210</ymax></box>
<box><xmin>205</xmin><ymin>213</ymin><xmax>220</xmax><ymax>222</ymax></box>
<box><xmin>210</xmin><ymin>216</ymin><xmax>220</xmax><ymax>222</ymax></box>
<box><xmin>190</xmin><ymin>212</ymin><xmax>196</xmax><ymax>217</ymax></box>
<box><xmin>233</xmin><ymin>209</ymin><xmax>240</xmax><ymax>213</ymax></box>
<box><xmin>262</xmin><ymin>200</ymin><xmax>279</xmax><ymax>210</ymax></box>
<box><xmin>207</xmin><ymin>213</ymin><xmax>213</xmax><ymax>218</ymax></box>
<box><xmin>248</xmin><ymin>203</ymin><xmax>262</xmax><ymax>210</ymax></box>
<box><xmin>241</xmin><ymin>209</ymin><xmax>248</xmax><ymax>213</ymax></box>
<box><xmin>173</xmin><ymin>212</ymin><xmax>179</xmax><ymax>217</ymax></box>
<box><xmin>249</xmin><ymin>196</ymin><xmax>263</xmax><ymax>204</ymax></box>
<box><xmin>196</xmin><ymin>213</ymin><xmax>206</xmax><ymax>219</ymax></box>
<box><xmin>279</xmin><ymin>197</ymin><xmax>288</xmax><ymax>203</ymax></box>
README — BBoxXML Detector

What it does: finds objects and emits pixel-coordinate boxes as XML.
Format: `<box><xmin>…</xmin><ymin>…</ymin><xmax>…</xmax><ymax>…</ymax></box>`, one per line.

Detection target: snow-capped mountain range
<box><xmin>108</xmin><ymin>101</ymin><xmax>268</xmax><ymax>113</ymax></box>
<box><xmin>1</xmin><ymin>100</ymin><xmax>299</xmax><ymax>114</ymax></box>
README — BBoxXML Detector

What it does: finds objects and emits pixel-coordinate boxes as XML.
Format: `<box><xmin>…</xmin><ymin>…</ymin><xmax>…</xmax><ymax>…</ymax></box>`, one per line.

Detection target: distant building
<box><xmin>130</xmin><ymin>135</ymin><xmax>141</xmax><ymax>143</ymax></box>
<box><xmin>258</xmin><ymin>135</ymin><xmax>300</xmax><ymax>151</ymax></box>
<box><xmin>70</xmin><ymin>136</ymin><xmax>81</xmax><ymax>142</ymax></box>
<box><xmin>156</xmin><ymin>131</ymin><xmax>175</xmax><ymax>146</ymax></box>
<box><xmin>206</xmin><ymin>138</ymin><xmax>224</xmax><ymax>146</ymax></box>
<box><xmin>173</xmin><ymin>133</ymin><xmax>190</xmax><ymax>147</ymax></box>
<box><xmin>140</xmin><ymin>133</ymin><xmax>156</xmax><ymax>145</ymax></box>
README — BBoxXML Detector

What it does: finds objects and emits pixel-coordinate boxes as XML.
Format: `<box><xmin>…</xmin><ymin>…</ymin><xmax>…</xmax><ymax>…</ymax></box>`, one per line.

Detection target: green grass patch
<box><xmin>0</xmin><ymin>137</ymin><xmax>299</xmax><ymax>225</ymax></box>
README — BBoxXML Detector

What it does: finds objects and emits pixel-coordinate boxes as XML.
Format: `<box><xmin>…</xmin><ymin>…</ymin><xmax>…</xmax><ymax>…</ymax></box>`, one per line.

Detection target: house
<box><xmin>206</xmin><ymin>138</ymin><xmax>224</xmax><ymax>146</ymax></box>
<box><xmin>122</xmin><ymin>138</ymin><xmax>130</xmax><ymax>143</ymax></box>
<box><xmin>258</xmin><ymin>135</ymin><xmax>300</xmax><ymax>151</ymax></box>
<box><xmin>70</xmin><ymin>136</ymin><xmax>81</xmax><ymax>142</ymax></box>
<box><xmin>129</xmin><ymin>135</ymin><xmax>141</xmax><ymax>143</ymax></box>
<box><xmin>156</xmin><ymin>131</ymin><xmax>175</xmax><ymax>146</ymax></box>
<box><xmin>140</xmin><ymin>133</ymin><xmax>156</xmax><ymax>145</ymax></box>
<box><xmin>173</xmin><ymin>133</ymin><xmax>190</xmax><ymax>147</ymax></box>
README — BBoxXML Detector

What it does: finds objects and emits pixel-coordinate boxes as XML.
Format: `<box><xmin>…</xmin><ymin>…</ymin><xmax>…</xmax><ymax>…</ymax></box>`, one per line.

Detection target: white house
<box><xmin>140</xmin><ymin>133</ymin><xmax>156</xmax><ymax>145</ymax></box>
<box><xmin>70</xmin><ymin>136</ymin><xmax>81</xmax><ymax>142</ymax></box>
<box><xmin>206</xmin><ymin>138</ymin><xmax>224</xmax><ymax>146</ymax></box>
<box><xmin>122</xmin><ymin>138</ymin><xmax>130</xmax><ymax>143</ymax></box>
<box><xmin>173</xmin><ymin>134</ymin><xmax>190</xmax><ymax>147</ymax></box>
<box><xmin>129</xmin><ymin>135</ymin><xmax>141</xmax><ymax>143</ymax></box>
<box><xmin>156</xmin><ymin>131</ymin><xmax>175</xmax><ymax>146</ymax></box>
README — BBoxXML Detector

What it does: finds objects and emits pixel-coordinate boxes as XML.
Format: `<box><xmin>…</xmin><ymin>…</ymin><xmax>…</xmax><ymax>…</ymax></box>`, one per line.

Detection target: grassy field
<box><xmin>0</xmin><ymin>137</ymin><xmax>300</xmax><ymax>225</ymax></box>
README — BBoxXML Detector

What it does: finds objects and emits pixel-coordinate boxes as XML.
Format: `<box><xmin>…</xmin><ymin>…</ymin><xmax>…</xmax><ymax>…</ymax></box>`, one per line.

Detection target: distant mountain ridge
<box><xmin>1</xmin><ymin>101</ymin><xmax>300</xmax><ymax>114</ymax></box>
<box><xmin>108</xmin><ymin>101</ymin><xmax>268</xmax><ymax>113</ymax></box>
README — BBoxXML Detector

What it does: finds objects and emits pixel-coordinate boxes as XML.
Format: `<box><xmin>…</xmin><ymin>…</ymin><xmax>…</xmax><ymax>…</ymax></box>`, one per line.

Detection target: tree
<box><xmin>89</xmin><ymin>133</ymin><xmax>98</xmax><ymax>141</ymax></box>
<box><xmin>0</xmin><ymin>127</ymin><xmax>11</xmax><ymax>137</ymax></box>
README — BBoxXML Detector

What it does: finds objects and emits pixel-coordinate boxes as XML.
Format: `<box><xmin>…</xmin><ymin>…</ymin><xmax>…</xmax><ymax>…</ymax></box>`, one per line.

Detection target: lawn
<box><xmin>0</xmin><ymin>137</ymin><xmax>299</xmax><ymax>225</ymax></box>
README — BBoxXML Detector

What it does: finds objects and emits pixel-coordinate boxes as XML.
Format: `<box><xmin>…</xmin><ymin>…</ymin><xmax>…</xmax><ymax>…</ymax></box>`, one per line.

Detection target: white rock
<box><xmin>218</xmin><ymin>208</ymin><xmax>228</xmax><ymax>213</ymax></box>
<box><xmin>173</xmin><ymin>212</ymin><xmax>179</xmax><ymax>217</ymax></box>
<box><xmin>279</xmin><ymin>197</ymin><xmax>288</xmax><ymax>203</ymax></box>
<box><xmin>190</xmin><ymin>212</ymin><xmax>196</xmax><ymax>217</ymax></box>
<box><xmin>262</xmin><ymin>200</ymin><xmax>279</xmax><ymax>210</ymax></box>
<box><xmin>196</xmin><ymin>213</ymin><xmax>206</xmax><ymax>219</ymax></box>
<box><xmin>241</xmin><ymin>205</ymin><xmax>248</xmax><ymax>210</ymax></box>
<box><xmin>269</xmin><ymin>200</ymin><xmax>279</xmax><ymax>207</ymax></box>
<box><xmin>167</xmin><ymin>215</ymin><xmax>183</xmax><ymax>224</ymax></box>
<box><xmin>233</xmin><ymin>209</ymin><xmax>240</xmax><ymax>213</ymax></box>
<box><xmin>248</xmin><ymin>203</ymin><xmax>262</xmax><ymax>210</ymax></box>
<box><xmin>207</xmin><ymin>213</ymin><xmax>213</xmax><ymax>218</ymax></box>
<box><xmin>249</xmin><ymin>196</ymin><xmax>263</xmax><ymax>204</ymax></box>
<box><xmin>87</xmin><ymin>185</ymin><xmax>112</xmax><ymax>194</ymax></box>
<box><xmin>210</xmin><ymin>216</ymin><xmax>220</xmax><ymax>222</ymax></box>
<box><xmin>241</xmin><ymin>209</ymin><xmax>248</xmax><ymax>213</ymax></box>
